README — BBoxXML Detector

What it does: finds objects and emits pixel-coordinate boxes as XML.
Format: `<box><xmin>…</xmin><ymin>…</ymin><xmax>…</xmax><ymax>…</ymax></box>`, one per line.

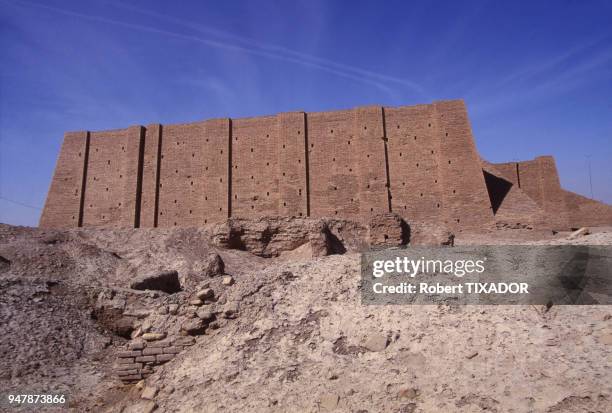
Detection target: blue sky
<box><xmin>1</xmin><ymin>0</ymin><xmax>611</xmax><ymax>226</ymax></box>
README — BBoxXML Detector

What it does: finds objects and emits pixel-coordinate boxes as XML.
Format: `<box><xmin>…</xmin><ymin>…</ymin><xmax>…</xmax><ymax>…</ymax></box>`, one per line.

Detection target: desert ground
<box><xmin>0</xmin><ymin>218</ymin><xmax>610</xmax><ymax>412</ymax></box>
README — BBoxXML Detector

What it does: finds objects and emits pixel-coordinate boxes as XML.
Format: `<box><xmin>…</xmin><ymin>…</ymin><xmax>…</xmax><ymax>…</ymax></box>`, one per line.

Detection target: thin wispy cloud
<box><xmin>110</xmin><ymin>1</ymin><xmax>428</xmax><ymax>97</ymax></box>
<box><xmin>7</xmin><ymin>0</ymin><xmax>426</xmax><ymax>99</ymax></box>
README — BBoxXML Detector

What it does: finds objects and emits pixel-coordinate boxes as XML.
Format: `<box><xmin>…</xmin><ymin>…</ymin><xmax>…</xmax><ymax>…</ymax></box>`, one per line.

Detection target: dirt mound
<box><xmin>0</xmin><ymin>222</ymin><xmax>610</xmax><ymax>412</ymax></box>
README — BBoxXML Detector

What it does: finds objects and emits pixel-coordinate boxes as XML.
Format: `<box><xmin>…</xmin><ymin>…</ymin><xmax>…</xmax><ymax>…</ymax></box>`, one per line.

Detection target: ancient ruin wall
<box><xmin>42</xmin><ymin>99</ymin><xmax>611</xmax><ymax>232</ymax></box>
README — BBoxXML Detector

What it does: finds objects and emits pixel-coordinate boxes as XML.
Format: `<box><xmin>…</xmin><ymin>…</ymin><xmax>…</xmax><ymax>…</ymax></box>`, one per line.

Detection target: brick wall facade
<box><xmin>39</xmin><ymin>100</ymin><xmax>612</xmax><ymax>231</ymax></box>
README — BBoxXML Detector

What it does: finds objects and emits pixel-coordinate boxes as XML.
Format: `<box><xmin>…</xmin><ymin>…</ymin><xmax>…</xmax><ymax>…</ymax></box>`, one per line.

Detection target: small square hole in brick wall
<box><xmin>283</xmin><ymin>202</ymin><xmax>286</xmax><ymax>206</ymax></box>
<box><xmin>334</xmin><ymin>211</ymin><xmax>338</xmax><ymax>215</ymax></box>
<box><xmin>416</xmin><ymin>163</ymin><xmax>419</xmax><ymax>167</ymax></box>
<box><xmin>332</xmin><ymin>157</ymin><xmax>336</xmax><ymax>162</ymax></box>
<box><xmin>266</xmin><ymin>162</ymin><xmax>269</xmax><ymax>166</ymax></box>
<box><xmin>435</xmin><ymin>180</ymin><xmax>438</xmax><ymax>183</ymax></box>
<box><xmin>420</xmin><ymin>193</ymin><xmax>423</xmax><ymax>197</ymax></box>
<box><xmin>205</xmin><ymin>196</ymin><xmax>208</xmax><ymax>200</ymax></box>
<box><xmin>220</xmin><ymin>150</ymin><xmax>223</xmax><ymax>154</ymax></box>
<box><xmin>174</xmin><ymin>199</ymin><xmax>177</xmax><ymax>203</ymax></box>
<box><xmin>250</xmin><ymin>148</ymin><xmax>253</xmax><ymax>152</ymax></box>
<box><xmin>366</xmin><ymin>154</ymin><xmax>370</xmax><ymax>158</ymax></box>
<box><xmin>189</xmin><ymin>210</ymin><xmax>192</xmax><ymax>214</ymax></box>
<box><xmin>204</xmin><ymin>219</ymin><xmax>207</xmax><ymax>223</ymax></box>
<box><xmin>251</xmin><ymin>176</ymin><xmax>254</xmax><ymax>180</ymax></box>
<box><xmin>282</xmin><ymin>172</ymin><xmax>285</xmax><ymax>176</ymax></box>
<box><xmin>118</xmin><ymin>202</ymin><xmax>122</xmax><ymax>206</ymax></box>
<box><xmin>448</xmin><ymin>160</ymin><xmax>451</xmax><ymax>164</ymax></box>
<box><xmin>266</xmin><ymin>134</ymin><xmax>269</xmax><ymax>138</ymax></box>
<box><xmin>453</xmin><ymin>190</ymin><xmax>456</xmax><ymax>194</ymax></box>
<box><xmin>364</xmin><ymin>126</ymin><xmax>367</xmax><ymax>130</ymax></box>
<box><xmin>456</xmin><ymin>218</ymin><xmax>460</xmax><ymax>223</ymax></box>
<box><xmin>191</xmin><ymin>181</ymin><xmax>193</xmax><ymax>186</ymax></box>
<box><xmin>348</xmin><ymin>141</ymin><xmax>351</xmax><ymax>145</ymax></box>
<box><xmin>297</xmin><ymin>130</ymin><xmax>301</xmax><ymax>134</ymax></box>
<box><xmin>192</xmin><ymin>153</ymin><xmax>195</xmax><ymax>157</ymax></box>
<box><xmin>428</xmin><ymin>123</ymin><xmax>431</xmax><ymax>127</ymax></box>
<box><xmin>219</xmin><ymin>207</ymin><xmax>222</xmax><ymax>211</ymax></box>
<box><xmin>437</xmin><ymin>203</ymin><xmax>440</xmax><ymax>208</ymax></box>
<box><xmin>414</xmin><ymin>136</ymin><xmax>417</xmax><ymax>140</ymax></box>
<box><xmin>397</xmin><ymin>125</ymin><xmax>400</xmax><ymax>129</ymax></box>
<box><xmin>251</xmin><ymin>205</ymin><xmax>254</xmax><ymax>209</ymax></box>
<box><xmin>220</xmin><ymin>178</ymin><xmax>223</xmax><ymax>183</ymax></box>
<box><xmin>445</xmin><ymin>133</ymin><xmax>448</xmax><ymax>136</ymax></box>
<box><xmin>370</xmin><ymin>207</ymin><xmax>374</xmax><ymax>212</ymax></box>
<box><xmin>235</xmin><ymin>194</ymin><xmax>238</xmax><ymax>199</ymax></box>
<box><xmin>266</xmin><ymin>192</ymin><xmax>270</xmax><ymax>196</ymax></box>
<box><xmin>399</xmin><ymin>152</ymin><xmax>402</xmax><ymax>157</ymax></box>
<box><xmin>282</xmin><ymin>145</ymin><xmax>286</xmax><ymax>149</ymax></box>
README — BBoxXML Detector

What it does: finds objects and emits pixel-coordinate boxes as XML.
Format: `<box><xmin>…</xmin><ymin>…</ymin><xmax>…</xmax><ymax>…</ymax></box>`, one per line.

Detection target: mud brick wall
<box><xmin>115</xmin><ymin>336</ymin><xmax>195</xmax><ymax>382</ymax></box>
<box><xmin>40</xmin><ymin>100</ymin><xmax>611</xmax><ymax>231</ymax></box>
<box><xmin>39</xmin><ymin>131</ymin><xmax>89</xmax><ymax>228</ymax></box>
<box><xmin>81</xmin><ymin>126</ymin><xmax>144</xmax><ymax>227</ymax></box>
<box><xmin>493</xmin><ymin>157</ymin><xmax>570</xmax><ymax>229</ymax></box>
<box><xmin>563</xmin><ymin>190</ymin><xmax>612</xmax><ymax>228</ymax></box>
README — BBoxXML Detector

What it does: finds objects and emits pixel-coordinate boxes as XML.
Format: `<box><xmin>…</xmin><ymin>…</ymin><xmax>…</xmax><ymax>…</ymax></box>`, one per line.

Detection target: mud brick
<box><xmin>116</xmin><ymin>363</ymin><xmax>143</xmax><ymax>371</ymax></box>
<box><xmin>135</xmin><ymin>355</ymin><xmax>156</xmax><ymax>363</ymax></box>
<box><xmin>129</xmin><ymin>340</ymin><xmax>146</xmax><ymax>350</ymax></box>
<box><xmin>117</xmin><ymin>369</ymin><xmax>139</xmax><ymax>376</ymax></box>
<box><xmin>146</xmin><ymin>339</ymin><xmax>173</xmax><ymax>348</ymax></box>
<box><xmin>116</xmin><ymin>357</ymin><xmax>134</xmax><ymax>364</ymax></box>
<box><xmin>156</xmin><ymin>354</ymin><xmax>174</xmax><ymax>363</ymax></box>
<box><xmin>120</xmin><ymin>374</ymin><xmax>143</xmax><ymax>381</ymax></box>
<box><xmin>174</xmin><ymin>337</ymin><xmax>195</xmax><ymax>346</ymax></box>
<box><xmin>117</xmin><ymin>350</ymin><xmax>141</xmax><ymax>358</ymax></box>
<box><xmin>162</xmin><ymin>346</ymin><xmax>181</xmax><ymax>354</ymax></box>
<box><xmin>142</xmin><ymin>347</ymin><xmax>163</xmax><ymax>356</ymax></box>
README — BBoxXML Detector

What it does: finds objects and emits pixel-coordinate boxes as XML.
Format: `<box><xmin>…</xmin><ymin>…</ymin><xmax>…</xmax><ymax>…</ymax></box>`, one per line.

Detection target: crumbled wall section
<box><xmin>40</xmin><ymin>100</ymin><xmax>611</xmax><ymax>230</ymax></box>
<box><xmin>39</xmin><ymin>131</ymin><xmax>89</xmax><ymax>228</ymax></box>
